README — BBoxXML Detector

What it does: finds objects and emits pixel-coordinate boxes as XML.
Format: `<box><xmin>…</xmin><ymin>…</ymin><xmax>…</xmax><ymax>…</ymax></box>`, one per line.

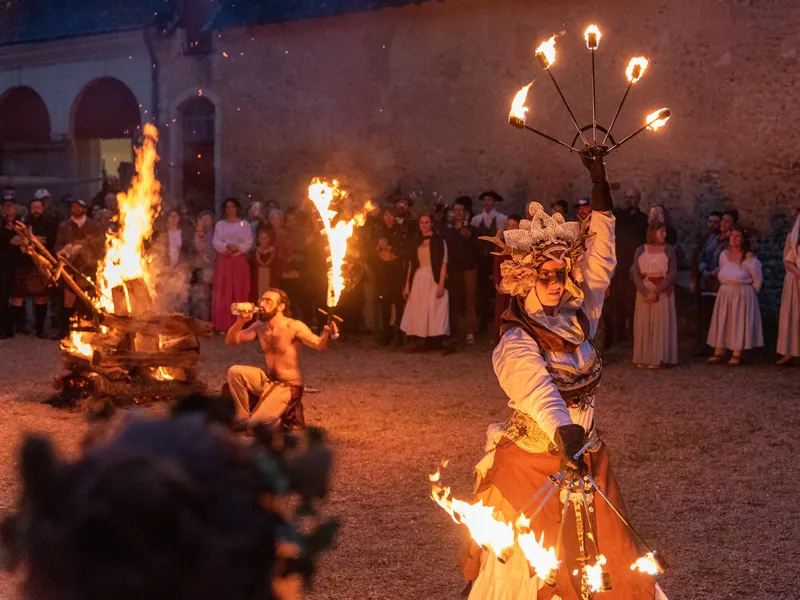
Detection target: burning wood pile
<box><xmin>17</xmin><ymin>124</ymin><xmax>212</xmax><ymax>407</ymax></box>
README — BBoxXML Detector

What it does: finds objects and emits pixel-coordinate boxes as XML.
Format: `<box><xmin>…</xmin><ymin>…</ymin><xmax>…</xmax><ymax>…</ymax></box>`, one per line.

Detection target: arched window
<box><xmin>0</xmin><ymin>86</ymin><xmax>51</xmax><ymax>142</ymax></box>
<box><xmin>72</xmin><ymin>77</ymin><xmax>141</xmax><ymax>139</ymax></box>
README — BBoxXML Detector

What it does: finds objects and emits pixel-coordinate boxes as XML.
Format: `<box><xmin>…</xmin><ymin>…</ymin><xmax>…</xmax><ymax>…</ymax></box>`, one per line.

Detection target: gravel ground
<box><xmin>0</xmin><ymin>334</ymin><xmax>797</xmax><ymax>599</ymax></box>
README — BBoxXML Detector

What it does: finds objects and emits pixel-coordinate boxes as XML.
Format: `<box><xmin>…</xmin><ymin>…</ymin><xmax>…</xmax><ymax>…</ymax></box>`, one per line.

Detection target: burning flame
<box><xmin>65</xmin><ymin>331</ymin><xmax>93</xmax><ymax>358</ymax></box>
<box><xmin>626</xmin><ymin>57</ymin><xmax>649</xmax><ymax>83</ymax></box>
<box><xmin>583</xmin><ymin>554</ymin><xmax>607</xmax><ymax>592</ymax></box>
<box><xmin>96</xmin><ymin>124</ymin><xmax>162</xmax><ymax>312</ymax></box>
<box><xmin>308</xmin><ymin>178</ymin><xmax>373</xmax><ymax>308</ymax></box>
<box><xmin>516</xmin><ymin>514</ymin><xmax>559</xmax><ymax>580</ymax></box>
<box><xmin>155</xmin><ymin>367</ymin><xmax>174</xmax><ymax>381</ymax></box>
<box><xmin>509</xmin><ymin>82</ymin><xmax>533</xmax><ymax>123</ymax></box>
<box><xmin>431</xmin><ymin>483</ymin><xmax>515</xmax><ymax>558</ymax></box>
<box><xmin>535</xmin><ymin>36</ymin><xmax>557</xmax><ymax>68</ymax></box>
<box><xmin>631</xmin><ymin>552</ymin><xmax>661</xmax><ymax>575</ymax></box>
<box><xmin>645</xmin><ymin>108</ymin><xmax>671</xmax><ymax>131</ymax></box>
<box><xmin>584</xmin><ymin>24</ymin><xmax>601</xmax><ymax>49</ymax></box>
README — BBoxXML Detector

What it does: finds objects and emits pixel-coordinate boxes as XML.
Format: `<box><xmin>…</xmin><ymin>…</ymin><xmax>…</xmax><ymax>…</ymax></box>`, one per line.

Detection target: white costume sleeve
<box><xmin>747</xmin><ymin>255</ymin><xmax>763</xmax><ymax>291</ymax></box>
<box><xmin>211</xmin><ymin>221</ymin><xmax>227</xmax><ymax>254</ymax></box>
<box><xmin>493</xmin><ymin>328</ymin><xmax>572</xmax><ymax>443</ymax></box>
<box><xmin>578</xmin><ymin>211</ymin><xmax>616</xmax><ymax>336</ymax></box>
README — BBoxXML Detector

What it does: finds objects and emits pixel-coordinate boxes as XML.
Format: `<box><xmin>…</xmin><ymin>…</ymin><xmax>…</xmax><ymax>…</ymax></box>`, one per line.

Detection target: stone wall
<box><xmin>157</xmin><ymin>0</ymin><xmax>800</xmax><ymax>315</ymax></box>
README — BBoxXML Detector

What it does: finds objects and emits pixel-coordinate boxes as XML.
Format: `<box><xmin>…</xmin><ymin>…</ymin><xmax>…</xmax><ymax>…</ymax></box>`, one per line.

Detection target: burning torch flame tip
<box><xmin>626</xmin><ymin>56</ymin><xmax>649</xmax><ymax>83</ymax></box>
<box><xmin>509</xmin><ymin>82</ymin><xmax>533</xmax><ymax>124</ymax></box>
<box><xmin>584</xmin><ymin>554</ymin><xmax>608</xmax><ymax>592</ymax></box>
<box><xmin>535</xmin><ymin>36</ymin><xmax>556</xmax><ymax>68</ymax></box>
<box><xmin>631</xmin><ymin>552</ymin><xmax>662</xmax><ymax>575</ymax></box>
<box><xmin>645</xmin><ymin>108</ymin><xmax>671</xmax><ymax>131</ymax></box>
<box><xmin>584</xmin><ymin>24</ymin><xmax>601</xmax><ymax>49</ymax></box>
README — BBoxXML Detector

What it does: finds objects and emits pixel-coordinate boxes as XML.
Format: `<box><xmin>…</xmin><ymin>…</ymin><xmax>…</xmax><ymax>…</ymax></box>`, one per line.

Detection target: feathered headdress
<box><xmin>481</xmin><ymin>202</ymin><xmax>593</xmax><ymax>297</ymax></box>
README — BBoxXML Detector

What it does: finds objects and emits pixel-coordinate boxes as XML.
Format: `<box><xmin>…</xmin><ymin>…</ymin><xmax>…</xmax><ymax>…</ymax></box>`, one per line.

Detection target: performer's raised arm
<box><xmin>226</xmin><ymin>311</ymin><xmax>259</xmax><ymax>345</ymax></box>
<box><xmin>294</xmin><ymin>321</ymin><xmax>334</xmax><ymax>351</ymax></box>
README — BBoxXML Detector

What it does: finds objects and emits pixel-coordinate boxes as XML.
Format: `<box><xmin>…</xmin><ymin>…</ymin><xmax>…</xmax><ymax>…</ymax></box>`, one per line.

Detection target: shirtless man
<box><xmin>225</xmin><ymin>288</ymin><xmax>334</xmax><ymax>431</ymax></box>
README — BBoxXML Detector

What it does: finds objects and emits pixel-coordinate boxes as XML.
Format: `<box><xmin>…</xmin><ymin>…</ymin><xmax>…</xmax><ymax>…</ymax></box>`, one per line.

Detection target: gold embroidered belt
<box><xmin>501</xmin><ymin>410</ymin><xmax>601</xmax><ymax>454</ymax></box>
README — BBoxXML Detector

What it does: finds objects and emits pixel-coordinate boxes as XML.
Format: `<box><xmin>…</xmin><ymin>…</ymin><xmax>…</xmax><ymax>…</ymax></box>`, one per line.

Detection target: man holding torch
<box><xmin>225</xmin><ymin>288</ymin><xmax>336</xmax><ymax>432</ymax></box>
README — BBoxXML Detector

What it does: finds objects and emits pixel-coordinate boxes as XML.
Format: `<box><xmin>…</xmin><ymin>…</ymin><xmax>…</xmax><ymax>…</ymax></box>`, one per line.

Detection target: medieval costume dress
<box><xmin>460</xmin><ymin>152</ymin><xmax>668</xmax><ymax>600</ymax></box>
<box><xmin>777</xmin><ymin>214</ymin><xmax>800</xmax><ymax>359</ymax></box>
<box><xmin>212</xmin><ymin>219</ymin><xmax>253</xmax><ymax>332</ymax></box>
<box><xmin>631</xmin><ymin>244</ymin><xmax>678</xmax><ymax>368</ymax></box>
<box><xmin>706</xmin><ymin>250</ymin><xmax>763</xmax><ymax>352</ymax></box>
<box><xmin>400</xmin><ymin>234</ymin><xmax>450</xmax><ymax>338</ymax></box>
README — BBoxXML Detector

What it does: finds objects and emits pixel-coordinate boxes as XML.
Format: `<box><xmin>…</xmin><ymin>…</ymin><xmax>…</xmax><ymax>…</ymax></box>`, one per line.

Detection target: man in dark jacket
<box><xmin>443</xmin><ymin>196</ymin><xmax>479</xmax><ymax>345</ymax></box>
<box><xmin>611</xmin><ymin>189</ymin><xmax>648</xmax><ymax>343</ymax></box>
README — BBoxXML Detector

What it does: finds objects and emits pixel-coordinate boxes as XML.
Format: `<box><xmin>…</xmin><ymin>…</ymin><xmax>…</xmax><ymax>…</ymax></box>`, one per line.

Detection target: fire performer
<box><xmin>225</xmin><ymin>288</ymin><xmax>335</xmax><ymax>431</ymax></box>
<box><xmin>459</xmin><ymin>148</ymin><xmax>668</xmax><ymax>599</ymax></box>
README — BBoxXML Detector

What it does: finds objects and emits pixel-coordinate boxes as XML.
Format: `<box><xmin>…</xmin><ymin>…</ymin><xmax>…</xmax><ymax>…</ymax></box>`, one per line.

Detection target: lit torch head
<box><xmin>645</xmin><ymin>108</ymin><xmax>671</xmax><ymax>131</ymax></box>
<box><xmin>515</xmin><ymin>514</ymin><xmax>559</xmax><ymax>584</ymax></box>
<box><xmin>583</xmin><ymin>554</ymin><xmax>609</xmax><ymax>593</ymax></box>
<box><xmin>631</xmin><ymin>552</ymin><xmax>665</xmax><ymax>576</ymax></box>
<box><xmin>508</xmin><ymin>82</ymin><xmax>533</xmax><ymax>128</ymax></box>
<box><xmin>584</xmin><ymin>24</ymin><xmax>601</xmax><ymax>50</ymax></box>
<box><xmin>626</xmin><ymin>57</ymin><xmax>649</xmax><ymax>83</ymax></box>
<box><xmin>535</xmin><ymin>35</ymin><xmax>556</xmax><ymax>69</ymax></box>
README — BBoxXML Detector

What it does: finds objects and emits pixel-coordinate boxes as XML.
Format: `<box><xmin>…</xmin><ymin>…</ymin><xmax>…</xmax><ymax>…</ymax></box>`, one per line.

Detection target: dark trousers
<box><xmin>610</xmin><ymin>269</ymin><xmax>635</xmax><ymax>343</ymax></box>
<box><xmin>476</xmin><ymin>255</ymin><xmax>495</xmax><ymax>334</ymax></box>
<box><xmin>376</xmin><ymin>259</ymin><xmax>404</xmax><ymax>341</ymax></box>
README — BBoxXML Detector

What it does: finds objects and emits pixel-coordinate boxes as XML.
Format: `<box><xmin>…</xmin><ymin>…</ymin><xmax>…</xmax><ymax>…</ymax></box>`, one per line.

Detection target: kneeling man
<box><xmin>226</xmin><ymin>288</ymin><xmax>333</xmax><ymax>430</ymax></box>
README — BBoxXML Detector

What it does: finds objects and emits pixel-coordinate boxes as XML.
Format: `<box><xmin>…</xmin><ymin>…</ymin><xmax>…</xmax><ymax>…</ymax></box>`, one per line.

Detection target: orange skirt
<box><xmin>459</xmin><ymin>439</ymin><xmax>657</xmax><ymax>600</ymax></box>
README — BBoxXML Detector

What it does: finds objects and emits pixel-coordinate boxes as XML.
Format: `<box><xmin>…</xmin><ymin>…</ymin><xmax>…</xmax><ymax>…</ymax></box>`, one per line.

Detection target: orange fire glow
<box><xmin>515</xmin><ymin>514</ymin><xmax>559</xmax><ymax>580</ymax></box>
<box><xmin>535</xmin><ymin>36</ymin><xmax>557</xmax><ymax>68</ymax></box>
<box><xmin>645</xmin><ymin>108</ymin><xmax>671</xmax><ymax>131</ymax></box>
<box><xmin>509</xmin><ymin>82</ymin><xmax>533</xmax><ymax>122</ymax></box>
<box><xmin>308</xmin><ymin>178</ymin><xmax>373</xmax><ymax>308</ymax></box>
<box><xmin>584</xmin><ymin>24</ymin><xmax>601</xmax><ymax>49</ymax></box>
<box><xmin>631</xmin><ymin>552</ymin><xmax>661</xmax><ymax>575</ymax></box>
<box><xmin>582</xmin><ymin>554</ymin><xmax>607</xmax><ymax>592</ymax></box>
<box><xmin>96</xmin><ymin>124</ymin><xmax>162</xmax><ymax>312</ymax></box>
<box><xmin>626</xmin><ymin>57</ymin><xmax>649</xmax><ymax>83</ymax></box>
<box><xmin>63</xmin><ymin>330</ymin><xmax>93</xmax><ymax>358</ymax></box>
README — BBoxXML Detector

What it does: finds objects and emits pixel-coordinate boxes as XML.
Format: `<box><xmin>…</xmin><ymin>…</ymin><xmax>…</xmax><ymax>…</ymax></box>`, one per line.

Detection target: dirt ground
<box><xmin>0</xmin><ymin>334</ymin><xmax>797</xmax><ymax>599</ymax></box>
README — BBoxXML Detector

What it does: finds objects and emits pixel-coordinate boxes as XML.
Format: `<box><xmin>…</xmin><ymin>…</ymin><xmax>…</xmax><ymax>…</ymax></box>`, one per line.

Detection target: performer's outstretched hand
<box><xmin>554</xmin><ymin>424</ymin><xmax>588</xmax><ymax>477</ymax></box>
<box><xmin>578</xmin><ymin>145</ymin><xmax>613</xmax><ymax>212</ymax></box>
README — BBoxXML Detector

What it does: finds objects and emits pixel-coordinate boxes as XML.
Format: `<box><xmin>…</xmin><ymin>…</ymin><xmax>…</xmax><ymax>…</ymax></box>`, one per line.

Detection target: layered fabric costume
<box><xmin>462</xmin><ymin>152</ymin><xmax>667</xmax><ymax>600</ymax></box>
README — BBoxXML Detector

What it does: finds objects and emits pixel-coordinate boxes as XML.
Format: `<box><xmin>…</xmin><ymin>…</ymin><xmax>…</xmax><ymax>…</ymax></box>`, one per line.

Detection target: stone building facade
<box><xmin>0</xmin><ymin>0</ymin><xmax>798</xmax><ymax>318</ymax></box>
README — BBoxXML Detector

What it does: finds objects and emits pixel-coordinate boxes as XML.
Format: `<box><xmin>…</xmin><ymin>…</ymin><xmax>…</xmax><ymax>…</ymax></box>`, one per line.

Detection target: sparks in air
<box><xmin>626</xmin><ymin>57</ymin><xmax>649</xmax><ymax>83</ymax></box>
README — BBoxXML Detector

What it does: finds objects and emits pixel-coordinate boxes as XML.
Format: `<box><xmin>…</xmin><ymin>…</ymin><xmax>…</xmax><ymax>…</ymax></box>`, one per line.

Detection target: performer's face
<box><xmin>536</xmin><ymin>260</ymin><xmax>567</xmax><ymax>307</ymax></box>
<box><xmin>258</xmin><ymin>292</ymin><xmax>283</xmax><ymax>321</ymax></box>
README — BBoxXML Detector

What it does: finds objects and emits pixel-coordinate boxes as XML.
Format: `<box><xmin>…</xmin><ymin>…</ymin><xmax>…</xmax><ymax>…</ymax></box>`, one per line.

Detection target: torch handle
<box><xmin>545</xmin><ymin>68</ymin><xmax>590</xmax><ymax>147</ymax></box>
<box><xmin>523</xmin><ymin>126</ymin><xmax>577</xmax><ymax>152</ymax></box>
<box><xmin>583</xmin><ymin>473</ymin><xmax>660</xmax><ymax>558</ymax></box>
<box><xmin>604</xmin><ymin>111</ymin><xmax>666</xmax><ymax>155</ymax></box>
<box><xmin>602</xmin><ymin>81</ymin><xmax>633</xmax><ymax>145</ymax></box>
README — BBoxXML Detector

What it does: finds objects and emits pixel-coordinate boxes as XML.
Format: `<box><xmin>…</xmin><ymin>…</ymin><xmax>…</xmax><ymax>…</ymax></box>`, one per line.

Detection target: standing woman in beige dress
<box><xmin>777</xmin><ymin>212</ymin><xmax>800</xmax><ymax>365</ymax></box>
<box><xmin>706</xmin><ymin>225</ymin><xmax>764</xmax><ymax>365</ymax></box>
<box><xmin>631</xmin><ymin>222</ymin><xmax>678</xmax><ymax>368</ymax></box>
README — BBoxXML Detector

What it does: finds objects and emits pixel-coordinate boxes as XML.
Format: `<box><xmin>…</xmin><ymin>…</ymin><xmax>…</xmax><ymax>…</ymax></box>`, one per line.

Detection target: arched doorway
<box><xmin>71</xmin><ymin>77</ymin><xmax>141</xmax><ymax>201</ymax></box>
<box><xmin>180</xmin><ymin>97</ymin><xmax>215</xmax><ymax>213</ymax></box>
<box><xmin>0</xmin><ymin>86</ymin><xmax>51</xmax><ymax>142</ymax></box>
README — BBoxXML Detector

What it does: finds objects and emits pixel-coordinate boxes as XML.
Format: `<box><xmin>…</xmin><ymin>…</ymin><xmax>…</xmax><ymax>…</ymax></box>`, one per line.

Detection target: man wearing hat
<box><xmin>53</xmin><ymin>198</ymin><xmax>104</xmax><ymax>338</ymax></box>
<box><xmin>471</xmin><ymin>191</ymin><xmax>508</xmax><ymax>334</ymax></box>
<box><xmin>576</xmin><ymin>197</ymin><xmax>592</xmax><ymax>222</ymax></box>
<box><xmin>3</xmin><ymin>185</ymin><xmax>27</xmax><ymax>221</ymax></box>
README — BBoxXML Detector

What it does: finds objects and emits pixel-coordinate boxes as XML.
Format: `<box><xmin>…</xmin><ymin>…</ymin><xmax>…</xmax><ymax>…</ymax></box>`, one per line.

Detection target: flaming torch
<box><xmin>510</xmin><ymin>26</ymin><xmax>670</xmax><ymax>157</ymax></box>
<box><xmin>308</xmin><ymin>178</ymin><xmax>373</xmax><ymax>334</ymax></box>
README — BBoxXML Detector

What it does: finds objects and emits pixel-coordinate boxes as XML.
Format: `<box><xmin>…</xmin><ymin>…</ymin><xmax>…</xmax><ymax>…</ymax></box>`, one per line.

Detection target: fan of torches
<box><xmin>509</xmin><ymin>24</ymin><xmax>671</xmax><ymax>155</ymax></box>
<box><xmin>307</xmin><ymin>178</ymin><xmax>373</xmax><ymax>334</ymax></box>
<box><xmin>430</xmin><ymin>440</ymin><xmax>665</xmax><ymax>597</ymax></box>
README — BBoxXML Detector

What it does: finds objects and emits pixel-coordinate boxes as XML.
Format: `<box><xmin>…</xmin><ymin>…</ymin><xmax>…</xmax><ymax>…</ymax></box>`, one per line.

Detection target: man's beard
<box><xmin>258</xmin><ymin>308</ymin><xmax>279</xmax><ymax>322</ymax></box>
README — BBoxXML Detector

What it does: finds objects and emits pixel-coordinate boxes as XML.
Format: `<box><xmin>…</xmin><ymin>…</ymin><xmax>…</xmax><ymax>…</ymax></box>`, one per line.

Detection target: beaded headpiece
<box><xmin>481</xmin><ymin>202</ymin><xmax>593</xmax><ymax>297</ymax></box>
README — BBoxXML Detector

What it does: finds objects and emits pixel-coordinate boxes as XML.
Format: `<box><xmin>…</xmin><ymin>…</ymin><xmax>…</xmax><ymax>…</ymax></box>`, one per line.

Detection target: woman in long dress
<box><xmin>400</xmin><ymin>214</ymin><xmax>450</xmax><ymax>353</ymax></box>
<box><xmin>250</xmin><ymin>228</ymin><xmax>276</xmax><ymax>301</ymax></box>
<box><xmin>211</xmin><ymin>198</ymin><xmax>253</xmax><ymax>332</ymax></box>
<box><xmin>459</xmin><ymin>150</ymin><xmax>668</xmax><ymax>600</ymax></box>
<box><xmin>777</xmin><ymin>212</ymin><xmax>800</xmax><ymax>365</ymax></box>
<box><xmin>706</xmin><ymin>225</ymin><xmax>763</xmax><ymax>366</ymax></box>
<box><xmin>631</xmin><ymin>222</ymin><xmax>678</xmax><ymax>368</ymax></box>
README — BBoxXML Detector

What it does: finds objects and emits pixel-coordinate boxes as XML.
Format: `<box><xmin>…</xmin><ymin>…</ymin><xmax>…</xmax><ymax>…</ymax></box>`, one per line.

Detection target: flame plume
<box><xmin>516</xmin><ymin>514</ymin><xmax>559</xmax><ymax>580</ymax></box>
<box><xmin>631</xmin><ymin>552</ymin><xmax>661</xmax><ymax>575</ymax></box>
<box><xmin>583</xmin><ymin>554</ymin><xmax>607</xmax><ymax>592</ymax></box>
<box><xmin>584</xmin><ymin>24</ymin><xmax>601</xmax><ymax>49</ymax></box>
<box><xmin>509</xmin><ymin>82</ymin><xmax>533</xmax><ymax>122</ymax></box>
<box><xmin>96</xmin><ymin>124</ymin><xmax>162</xmax><ymax>312</ymax></box>
<box><xmin>645</xmin><ymin>108</ymin><xmax>671</xmax><ymax>131</ymax></box>
<box><xmin>626</xmin><ymin>57</ymin><xmax>649</xmax><ymax>83</ymax></box>
<box><xmin>308</xmin><ymin>178</ymin><xmax>373</xmax><ymax>308</ymax></box>
<box><xmin>535</xmin><ymin>36</ymin><xmax>557</xmax><ymax>68</ymax></box>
